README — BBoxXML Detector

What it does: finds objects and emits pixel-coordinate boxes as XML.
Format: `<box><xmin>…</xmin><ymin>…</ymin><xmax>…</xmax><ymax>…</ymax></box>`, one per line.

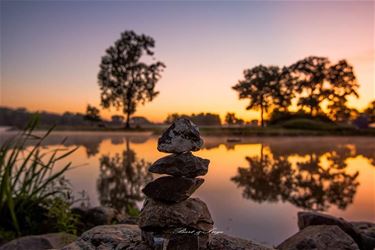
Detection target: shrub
<box><xmin>279</xmin><ymin>119</ymin><xmax>337</xmax><ymax>131</ymax></box>
<box><xmin>269</xmin><ymin>110</ymin><xmax>333</xmax><ymax>125</ymax></box>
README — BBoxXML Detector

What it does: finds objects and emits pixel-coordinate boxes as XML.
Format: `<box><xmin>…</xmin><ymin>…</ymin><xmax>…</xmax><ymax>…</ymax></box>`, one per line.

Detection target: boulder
<box><xmin>139</xmin><ymin>198</ymin><xmax>214</xmax><ymax>232</ymax></box>
<box><xmin>60</xmin><ymin>224</ymin><xmax>151</xmax><ymax>250</ymax></box>
<box><xmin>149</xmin><ymin>152</ymin><xmax>209</xmax><ymax>177</ymax></box>
<box><xmin>142</xmin><ymin>229</ymin><xmax>210</xmax><ymax>250</ymax></box>
<box><xmin>352</xmin><ymin>221</ymin><xmax>375</xmax><ymax>239</ymax></box>
<box><xmin>209</xmin><ymin>233</ymin><xmax>275</xmax><ymax>250</ymax></box>
<box><xmin>277</xmin><ymin>225</ymin><xmax>360</xmax><ymax>250</ymax></box>
<box><xmin>142</xmin><ymin>176</ymin><xmax>204</xmax><ymax>203</ymax></box>
<box><xmin>158</xmin><ymin>118</ymin><xmax>204</xmax><ymax>153</ymax></box>
<box><xmin>0</xmin><ymin>233</ymin><xmax>76</xmax><ymax>250</ymax></box>
<box><xmin>298</xmin><ymin>211</ymin><xmax>375</xmax><ymax>250</ymax></box>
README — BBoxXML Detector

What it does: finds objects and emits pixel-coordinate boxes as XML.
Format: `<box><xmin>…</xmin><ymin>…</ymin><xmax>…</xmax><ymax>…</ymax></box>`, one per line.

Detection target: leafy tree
<box><xmin>364</xmin><ymin>100</ymin><xmax>375</xmax><ymax>123</ymax></box>
<box><xmin>271</xmin><ymin>66</ymin><xmax>295</xmax><ymax>111</ymax></box>
<box><xmin>289</xmin><ymin>57</ymin><xmax>359</xmax><ymax>119</ymax></box>
<box><xmin>225</xmin><ymin>112</ymin><xmax>244</xmax><ymax>125</ymax></box>
<box><xmin>232</xmin><ymin>65</ymin><xmax>281</xmax><ymax>127</ymax></box>
<box><xmin>111</xmin><ymin>115</ymin><xmax>124</xmax><ymax>125</ymax></box>
<box><xmin>225</xmin><ymin>112</ymin><xmax>236</xmax><ymax>125</ymax></box>
<box><xmin>326</xmin><ymin>60</ymin><xmax>359</xmax><ymax>121</ymax></box>
<box><xmin>164</xmin><ymin>113</ymin><xmax>188</xmax><ymax>124</ymax></box>
<box><xmin>289</xmin><ymin>56</ymin><xmax>330</xmax><ymax>115</ymax></box>
<box><xmin>84</xmin><ymin>104</ymin><xmax>101</xmax><ymax>122</ymax></box>
<box><xmin>98</xmin><ymin>31</ymin><xmax>166</xmax><ymax>128</ymax></box>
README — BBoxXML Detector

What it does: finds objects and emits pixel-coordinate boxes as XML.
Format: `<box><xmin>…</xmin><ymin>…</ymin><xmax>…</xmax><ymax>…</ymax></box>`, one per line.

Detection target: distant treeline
<box><xmin>164</xmin><ymin>113</ymin><xmax>222</xmax><ymax>126</ymax></box>
<box><xmin>0</xmin><ymin>107</ymin><xmax>153</xmax><ymax>128</ymax></box>
<box><xmin>0</xmin><ymin>107</ymin><xmax>93</xmax><ymax>128</ymax></box>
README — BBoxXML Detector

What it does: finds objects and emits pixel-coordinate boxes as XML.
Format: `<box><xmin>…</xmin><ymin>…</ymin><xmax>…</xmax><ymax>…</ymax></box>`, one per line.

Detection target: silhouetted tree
<box><xmin>225</xmin><ymin>112</ymin><xmax>244</xmax><ymax>125</ymax></box>
<box><xmin>364</xmin><ymin>100</ymin><xmax>375</xmax><ymax>123</ymax></box>
<box><xmin>98</xmin><ymin>31</ymin><xmax>166</xmax><ymax>128</ymax></box>
<box><xmin>232</xmin><ymin>65</ymin><xmax>281</xmax><ymax>127</ymax></box>
<box><xmin>327</xmin><ymin>60</ymin><xmax>359</xmax><ymax>121</ymax></box>
<box><xmin>85</xmin><ymin>104</ymin><xmax>101</xmax><ymax>122</ymax></box>
<box><xmin>272</xmin><ymin>66</ymin><xmax>296</xmax><ymax>112</ymax></box>
<box><xmin>289</xmin><ymin>56</ymin><xmax>330</xmax><ymax>115</ymax></box>
<box><xmin>111</xmin><ymin>115</ymin><xmax>124</xmax><ymax>125</ymax></box>
<box><xmin>225</xmin><ymin>112</ymin><xmax>236</xmax><ymax>125</ymax></box>
<box><xmin>327</xmin><ymin>99</ymin><xmax>358</xmax><ymax>123</ymax></box>
<box><xmin>289</xmin><ymin>57</ymin><xmax>359</xmax><ymax>119</ymax></box>
<box><xmin>164</xmin><ymin>112</ymin><xmax>221</xmax><ymax>126</ymax></box>
<box><xmin>164</xmin><ymin>113</ymin><xmax>185</xmax><ymax>124</ymax></box>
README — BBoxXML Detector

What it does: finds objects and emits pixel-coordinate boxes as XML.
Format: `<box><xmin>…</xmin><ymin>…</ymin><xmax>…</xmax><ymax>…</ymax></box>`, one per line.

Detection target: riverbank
<box><xmin>3</xmin><ymin>125</ymin><xmax>375</xmax><ymax>137</ymax></box>
<box><xmin>1</xmin><ymin>211</ymin><xmax>374</xmax><ymax>250</ymax></box>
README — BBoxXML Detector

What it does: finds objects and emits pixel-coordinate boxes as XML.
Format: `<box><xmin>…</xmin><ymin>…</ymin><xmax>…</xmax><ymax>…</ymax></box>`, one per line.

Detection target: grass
<box><xmin>0</xmin><ymin>118</ymin><xmax>79</xmax><ymax>239</ymax></box>
<box><xmin>6</xmin><ymin>119</ymin><xmax>375</xmax><ymax>136</ymax></box>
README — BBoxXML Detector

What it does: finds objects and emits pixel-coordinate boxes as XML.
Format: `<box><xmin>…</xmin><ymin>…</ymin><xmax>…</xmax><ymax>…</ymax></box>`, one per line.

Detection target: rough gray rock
<box><xmin>60</xmin><ymin>224</ymin><xmax>274</xmax><ymax>250</ymax></box>
<box><xmin>149</xmin><ymin>152</ymin><xmax>209</xmax><ymax>177</ymax></box>
<box><xmin>277</xmin><ymin>225</ymin><xmax>360</xmax><ymax>250</ymax></box>
<box><xmin>139</xmin><ymin>198</ymin><xmax>214</xmax><ymax>232</ymax></box>
<box><xmin>71</xmin><ymin>206</ymin><xmax>126</xmax><ymax>233</ymax></box>
<box><xmin>209</xmin><ymin>233</ymin><xmax>274</xmax><ymax>250</ymax></box>
<box><xmin>142</xmin><ymin>229</ymin><xmax>210</xmax><ymax>250</ymax></box>
<box><xmin>60</xmin><ymin>224</ymin><xmax>151</xmax><ymax>250</ymax></box>
<box><xmin>0</xmin><ymin>233</ymin><xmax>76</xmax><ymax>250</ymax></box>
<box><xmin>158</xmin><ymin>118</ymin><xmax>204</xmax><ymax>153</ymax></box>
<box><xmin>352</xmin><ymin>221</ymin><xmax>375</xmax><ymax>239</ymax></box>
<box><xmin>142</xmin><ymin>176</ymin><xmax>204</xmax><ymax>203</ymax></box>
<box><xmin>298</xmin><ymin>211</ymin><xmax>375</xmax><ymax>250</ymax></box>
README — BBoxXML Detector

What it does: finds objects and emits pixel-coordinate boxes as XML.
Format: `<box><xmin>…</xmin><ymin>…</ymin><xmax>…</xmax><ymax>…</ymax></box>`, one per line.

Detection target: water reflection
<box><xmin>97</xmin><ymin>139</ymin><xmax>152</xmax><ymax>213</ymax></box>
<box><xmin>232</xmin><ymin>145</ymin><xmax>359</xmax><ymax>211</ymax></box>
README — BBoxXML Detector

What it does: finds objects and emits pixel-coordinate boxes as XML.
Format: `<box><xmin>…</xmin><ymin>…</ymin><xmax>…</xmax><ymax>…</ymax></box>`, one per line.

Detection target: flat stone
<box><xmin>298</xmin><ymin>211</ymin><xmax>375</xmax><ymax>250</ymax></box>
<box><xmin>158</xmin><ymin>118</ymin><xmax>204</xmax><ymax>153</ymax></box>
<box><xmin>142</xmin><ymin>176</ymin><xmax>204</xmax><ymax>203</ymax></box>
<box><xmin>139</xmin><ymin>198</ymin><xmax>214</xmax><ymax>232</ymax></box>
<box><xmin>149</xmin><ymin>152</ymin><xmax>209</xmax><ymax>177</ymax></box>
<box><xmin>277</xmin><ymin>225</ymin><xmax>360</xmax><ymax>250</ymax></box>
<box><xmin>142</xmin><ymin>229</ymin><xmax>209</xmax><ymax>250</ymax></box>
<box><xmin>0</xmin><ymin>233</ymin><xmax>76</xmax><ymax>250</ymax></box>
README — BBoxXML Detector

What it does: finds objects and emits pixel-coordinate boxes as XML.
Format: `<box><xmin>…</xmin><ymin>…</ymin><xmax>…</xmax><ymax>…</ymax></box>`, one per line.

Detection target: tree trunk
<box><xmin>125</xmin><ymin>112</ymin><xmax>130</xmax><ymax>129</ymax></box>
<box><xmin>260</xmin><ymin>104</ymin><xmax>264</xmax><ymax>127</ymax></box>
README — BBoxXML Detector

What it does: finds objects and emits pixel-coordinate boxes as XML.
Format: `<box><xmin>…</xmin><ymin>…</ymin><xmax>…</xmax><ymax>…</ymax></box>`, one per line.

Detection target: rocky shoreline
<box><xmin>1</xmin><ymin>211</ymin><xmax>374</xmax><ymax>250</ymax></box>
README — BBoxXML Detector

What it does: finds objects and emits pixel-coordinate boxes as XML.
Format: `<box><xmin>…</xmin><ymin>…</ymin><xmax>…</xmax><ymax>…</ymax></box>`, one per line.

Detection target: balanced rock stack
<box><xmin>139</xmin><ymin>118</ymin><xmax>214</xmax><ymax>249</ymax></box>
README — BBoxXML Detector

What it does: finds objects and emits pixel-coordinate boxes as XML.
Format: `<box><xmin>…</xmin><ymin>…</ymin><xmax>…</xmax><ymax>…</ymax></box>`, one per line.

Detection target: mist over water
<box><xmin>1</xmin><ymin>130</ymin><xmax>374</xmax><ymax>245</ymax></box>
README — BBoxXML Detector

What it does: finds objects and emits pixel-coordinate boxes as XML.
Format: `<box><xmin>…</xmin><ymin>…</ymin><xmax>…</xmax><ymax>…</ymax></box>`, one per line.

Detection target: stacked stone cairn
<box><xmin>139</xmin><ymin>118</ymin><xmax>214</xmax><ymax>249</ymax></box>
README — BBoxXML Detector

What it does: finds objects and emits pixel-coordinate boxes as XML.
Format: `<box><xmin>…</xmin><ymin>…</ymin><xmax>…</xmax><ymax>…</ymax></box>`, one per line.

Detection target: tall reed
<box><xmin>0</xmin><ymin>118</ymin><xmax>78</xmax><ymax>236</ymax></box>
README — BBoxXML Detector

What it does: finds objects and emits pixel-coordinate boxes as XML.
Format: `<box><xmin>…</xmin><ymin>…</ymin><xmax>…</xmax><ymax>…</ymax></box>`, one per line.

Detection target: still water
<box><xmin>1</xmin><ymin>131</ymin><xmax>374</xmax><ymax>245</ymax></box>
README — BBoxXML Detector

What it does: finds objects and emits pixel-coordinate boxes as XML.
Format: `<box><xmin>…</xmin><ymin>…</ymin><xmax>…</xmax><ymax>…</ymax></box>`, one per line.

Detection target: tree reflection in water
<box><xmin>97</xmin><ymin>139</ymin><xmax>152</xmax><ymax>214</ymax></box>
<box><xmin>231</xmin><ymin>145</ymin><xmax>359</xmax><ymax>211</ymax></box>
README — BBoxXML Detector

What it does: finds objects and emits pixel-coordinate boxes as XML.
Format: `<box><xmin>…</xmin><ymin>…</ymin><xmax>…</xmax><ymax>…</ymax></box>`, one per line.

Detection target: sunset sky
<box><xmin>1</xmin><ymin>1</ymin><xmax>374</xmax><ymax>122</ymax></box>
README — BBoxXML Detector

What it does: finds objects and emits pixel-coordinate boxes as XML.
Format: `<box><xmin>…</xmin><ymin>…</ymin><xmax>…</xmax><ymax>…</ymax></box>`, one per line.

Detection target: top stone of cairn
<box><xmin>157</xmin><ymin>118</ymin><xmax>204</xmax><ymax>154</ymax></box>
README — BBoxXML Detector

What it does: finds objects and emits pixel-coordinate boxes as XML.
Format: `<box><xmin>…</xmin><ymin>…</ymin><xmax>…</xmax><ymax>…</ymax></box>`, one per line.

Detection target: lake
<box><xmin>1</xmin><ymin>130</ymin><xmax>374</xmax><ymax>245</ymax></box>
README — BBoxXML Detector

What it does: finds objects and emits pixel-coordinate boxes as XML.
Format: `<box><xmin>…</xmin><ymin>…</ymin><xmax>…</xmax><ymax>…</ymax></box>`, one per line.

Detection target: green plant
<box><xmin>0</xmin><ymin>118</ymin><xmax>78</xmax><ymax>236</ymax></box>
<box><xmin>47</xmin><ymin>195</ymin><xmax>78</xmax><ymax>235</ymax></box>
